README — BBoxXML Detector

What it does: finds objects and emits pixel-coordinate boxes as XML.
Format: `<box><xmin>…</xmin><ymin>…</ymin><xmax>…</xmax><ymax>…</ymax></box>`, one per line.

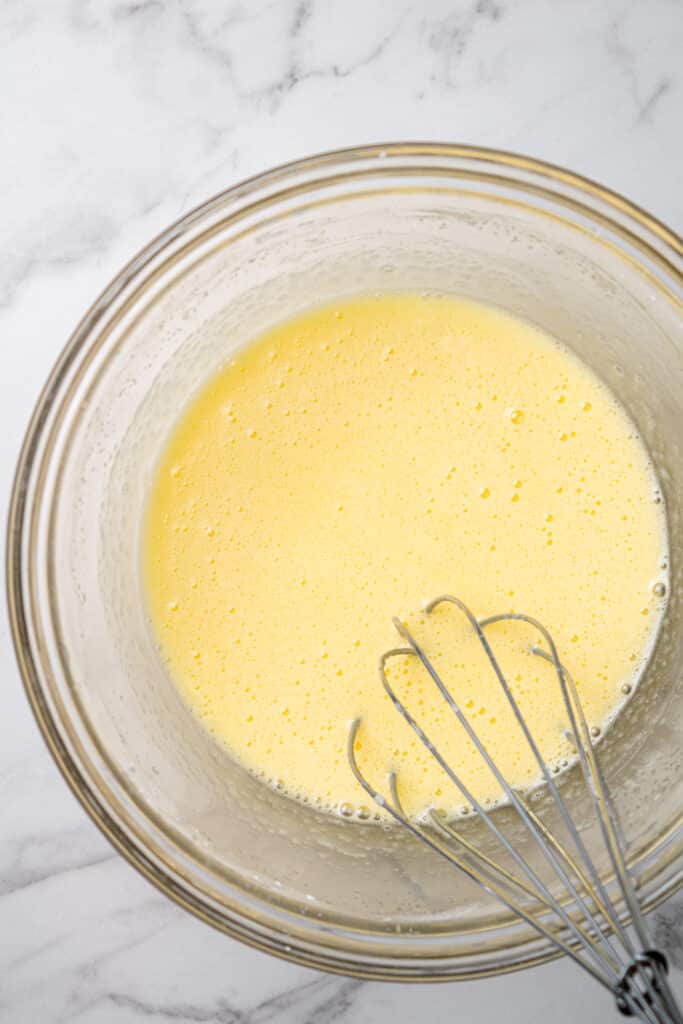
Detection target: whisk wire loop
<box><xmin>383</xmin><ymin>616</ymin><xmax>623</xmax><ymax>978</ymax></box>
<box><xmin>434</xmin><ymin>598</ymin><xmax>635</xmax><ymax>956</ymax></box>
<box><xmin>348</xmin><ymin>596</ymin><xmax>682</xmax><ymax>1023</ymax></box>
<box><xmin>346</xmin><ymin>720</ymin><xmax>612</xmax><ymax>988</ymax></box>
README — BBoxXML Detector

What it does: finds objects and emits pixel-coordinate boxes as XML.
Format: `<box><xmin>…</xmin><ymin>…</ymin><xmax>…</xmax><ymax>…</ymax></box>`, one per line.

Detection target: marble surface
<box><xmin>1</xmin><ymin>0</ymin><xmax>682</xmax><ymax>1020</ymax></box>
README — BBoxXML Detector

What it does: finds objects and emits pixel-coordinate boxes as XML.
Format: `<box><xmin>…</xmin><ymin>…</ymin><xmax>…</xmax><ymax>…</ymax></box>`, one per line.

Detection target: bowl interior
<box><xmin>18</xmin><ymin>151</ymin><xmax>683</xmax><ymax>977</ymax></box>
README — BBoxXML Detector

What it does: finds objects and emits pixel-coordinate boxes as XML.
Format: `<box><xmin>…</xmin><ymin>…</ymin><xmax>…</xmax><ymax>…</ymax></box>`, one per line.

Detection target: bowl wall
<box><xmin>9</xmin><ymin>145</ymin><xmax>683</xmax><ymax>979</ymax></box>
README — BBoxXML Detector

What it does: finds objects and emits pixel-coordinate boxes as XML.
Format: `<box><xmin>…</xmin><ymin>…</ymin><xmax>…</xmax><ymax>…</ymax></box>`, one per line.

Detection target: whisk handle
<box><xmin>615</xmin><ymin>951</ymin><xmax>683</xmax><ymax>1024</ymax></box>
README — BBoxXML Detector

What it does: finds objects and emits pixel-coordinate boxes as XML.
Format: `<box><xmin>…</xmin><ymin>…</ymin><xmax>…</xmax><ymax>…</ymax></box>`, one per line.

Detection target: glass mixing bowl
<box><xmin>7</xmin><ymin>144</ymin><xmax>683</xmax><ymax>980</ymax></box>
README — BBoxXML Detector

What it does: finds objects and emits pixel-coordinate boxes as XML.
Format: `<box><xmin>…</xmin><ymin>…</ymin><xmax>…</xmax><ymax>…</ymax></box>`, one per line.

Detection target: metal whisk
<box><xmin>348</xmin><ymin>595</ymin><xmax>682</xmax><ymax>1023</ymax></box>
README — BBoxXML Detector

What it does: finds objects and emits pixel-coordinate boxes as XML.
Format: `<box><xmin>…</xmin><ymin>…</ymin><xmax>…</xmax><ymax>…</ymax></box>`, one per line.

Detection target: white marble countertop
<box><xmin>1</xmin><ymin>1</ymin><xmax>682</xmax><ymax>1021</ymax></box>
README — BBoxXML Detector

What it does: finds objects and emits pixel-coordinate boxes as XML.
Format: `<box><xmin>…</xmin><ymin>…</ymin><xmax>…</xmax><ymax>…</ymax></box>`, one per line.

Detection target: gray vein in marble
<box><xmin>1</xmin><ymin>238</ymin><xmax>110</xmax><ymax>313</ymax></box>
<box><xmin>59</xmin><ymin>974</ymin><xmax>366</xmax><ymax>1024</ymax></box>
<box><xmin>654</xmin><ymin>896</ymin><xmax>683</xmax><ymax>971</ymax></box>
<box><xmin>422</xmin><ymin>0</ymin><xmax>507</xmax><ymax>88</ymax></box>
<box><xmin>0</xmin><ymin>183</ymin><xmax>175</xmax><ymax>310</ymax></box>
<box><xmin>604</xmin><ymin>13</ymin><xmax>637</xmax><ymax>90</ymax></box>
<box><xmin>0</xmin><ymin>889</ymin><xmax>179</xmax><ymax>1020</ymax></box>
<box><xmin>0</xmin><ymin>820</ymin><xmax>117</xmax><ymax>897</ymax></box>
<box><xmin>180</xmin><ymin>2</ymin><xmax>405</xmax><ymax>114</ymax></box>
<box><xmin>0</xmin><ymin>847</ymin><xmax>117</xmax><ymax>898</ymax></box>
<box><xmin>111</xmin><ymin>1</ymin><xmax>165</xmax><ymax>21</ymax></box>
<box><xmin>0</xmin><ymin>0</ymin><xmax>404</xmax><ymax>311</ymax></box>
<box><xmin>6</xmin><ymin>933</ymin><xmax>73</xmax><ymax>973</ymax></box>
<box><xmin>72</xmin><ymin>977</ymin><xmax>364</xmax><ymax>1024</ymax></box>
<box><xmin>291</xmin><ymin>0</ymin><xmax>313</xmax><ymax>39</ymax></box>
<box><xmin>1</xmin><ymin>901</ymin><xmax>181</xmax><ymax>1021</ymax></box>
<box><xmin>70</xmin><ymin>904</ymin><xmax>177</xmax><ymax>978</ymax></box>
<box><xmin>637</xmin><ymin>77</ymin><xmax>672</xmax><ymax>123</ymax></box>
<box><xmin>605</xmin><ymin>13</ymin><xmax>678</xmax><ymax>126</ymax></box>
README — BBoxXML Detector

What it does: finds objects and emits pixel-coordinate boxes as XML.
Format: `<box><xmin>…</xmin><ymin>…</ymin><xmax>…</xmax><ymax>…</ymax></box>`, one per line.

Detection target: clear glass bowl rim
<box><xmin>6</xmin><ymin>142</ymin><xmax>683</xmax><ymax>982</ymax></box>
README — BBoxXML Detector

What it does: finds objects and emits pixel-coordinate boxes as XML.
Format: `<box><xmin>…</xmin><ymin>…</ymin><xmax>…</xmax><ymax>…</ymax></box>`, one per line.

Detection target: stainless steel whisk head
<box><xmin>348</xmin><ymin>595</ymin><xmax>681</xmax><ymax>1024</ymax></box>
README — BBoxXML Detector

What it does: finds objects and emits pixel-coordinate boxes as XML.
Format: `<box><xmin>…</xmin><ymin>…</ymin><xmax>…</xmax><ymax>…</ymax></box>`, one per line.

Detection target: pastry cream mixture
<box><xmin>144</xmin><ymin>294</ymin><xmax>667</xmax><ymax>818</ymax></box>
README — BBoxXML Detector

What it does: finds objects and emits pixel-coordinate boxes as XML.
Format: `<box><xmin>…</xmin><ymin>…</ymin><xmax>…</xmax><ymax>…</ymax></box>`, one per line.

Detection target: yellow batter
<box><xmin>144</xmin><ymin>294</ymin><xmax>666</xmax><ymax>818</ymax></box>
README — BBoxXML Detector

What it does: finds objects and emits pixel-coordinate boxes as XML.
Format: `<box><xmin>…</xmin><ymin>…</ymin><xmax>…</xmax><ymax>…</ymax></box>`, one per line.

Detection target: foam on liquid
<box><xmin>144</xmin><ymin>294</ymin><xmax>667</xmax><ymax>819</ymax></box>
